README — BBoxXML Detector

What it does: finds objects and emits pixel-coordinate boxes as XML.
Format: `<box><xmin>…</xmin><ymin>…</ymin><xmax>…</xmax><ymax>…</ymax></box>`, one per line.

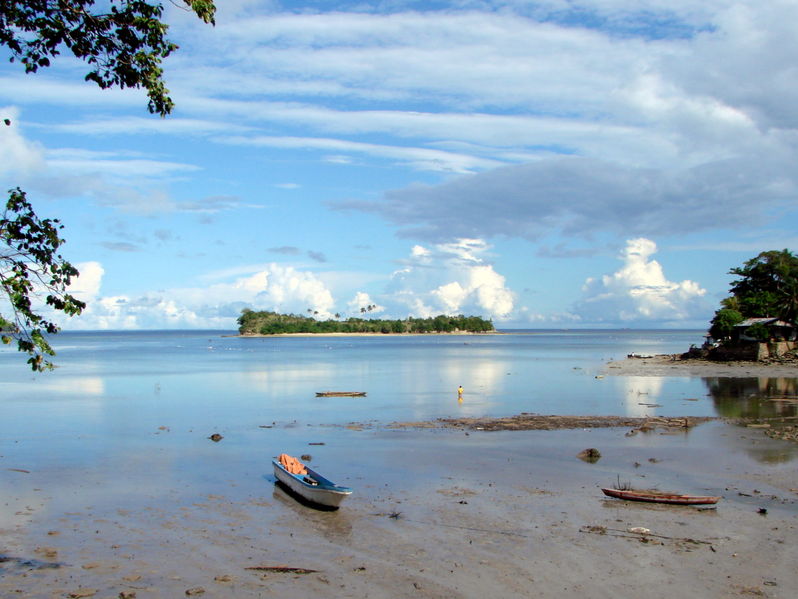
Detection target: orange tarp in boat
<box><xmin>278</xmin><ymin>453</ymin><xmax>307</xmax><ymax>475</ymax></box>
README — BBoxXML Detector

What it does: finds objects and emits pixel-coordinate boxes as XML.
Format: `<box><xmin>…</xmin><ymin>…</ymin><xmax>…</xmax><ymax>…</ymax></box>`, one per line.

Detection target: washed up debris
<box><xmin>7</xmin><ymin>468</ymin><xmax>30</xmax><ymax>473</ymax></box>
<box><xmin>185</xmin><ymin>587</ymin><xmax>205</xmax><ymax>596</ymax></box>
<box><xmin>389</xmin><ymin>414</ymin><xmax>714</xmax><ymax>432</ymax></box>
<box><xmin>580</xmin><ymin>525</ymin><xmax>714</xmax><ymax>546</ymax></box>
<box><xmin>68</xmin><ymin>590</ymin><xmax>97</xmax><ymax>598</ymax></box>
<box><xmin>208</xmin><ymin>434</ymin><xmax>223</xmax><ymax>442</ymax></box>
<box><xmin>577</xmin><ymin>448</ymin><xmax>602</xmax><ymax>463</ymax></box>
<box><xmin>245</xmin><ymin>565</ymin><xmax>318</xmax><ymax>574</ymax></box>
<box><xmin>0</xmin><ymin>555</ymin><xmax>61</xmax><ymax>570</ymax></box>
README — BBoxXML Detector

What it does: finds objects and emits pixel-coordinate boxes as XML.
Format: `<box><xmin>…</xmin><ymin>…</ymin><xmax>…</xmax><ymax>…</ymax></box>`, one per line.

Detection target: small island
<box><xmin>237</xmin><ymin>309</ymin><xmax>495</xmax><ymax>336</ymax></box>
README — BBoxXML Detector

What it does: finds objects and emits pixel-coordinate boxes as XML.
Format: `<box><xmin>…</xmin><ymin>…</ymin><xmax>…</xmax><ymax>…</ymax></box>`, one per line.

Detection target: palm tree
<box><xmin>777</xmin><ymin>280</ymin><xmax>798</xmax><ymax>324</ymax></box>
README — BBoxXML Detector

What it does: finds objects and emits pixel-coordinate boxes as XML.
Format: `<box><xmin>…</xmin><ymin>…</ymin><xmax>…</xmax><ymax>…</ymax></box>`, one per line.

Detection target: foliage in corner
<box><xmin>0</xmin><ymin>0</ymin><xmax>216</xmax><ymax>116</ymax></box>
<box><xmin>1</xmin><ymin>189</ymin><xmax>86</xmax><ymax>371</ymax></box>
<box><xmin>0</xmin><ymin>2</ymin><xmax>215</xmax><ymax>370</ymax></box>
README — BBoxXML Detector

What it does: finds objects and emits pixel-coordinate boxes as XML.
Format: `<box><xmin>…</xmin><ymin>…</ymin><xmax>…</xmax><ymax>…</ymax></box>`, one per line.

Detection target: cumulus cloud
<box><xmin>59</xmin><ymin>263</ymin><xmax>337</xmax><ymax>330</ymax></box>
<box><xmin>347</xmin><ymin>291</ymin><xmax>383</xmax><ymax>315</ymax></box>
<box><xmin>385</xmin><ymin>239</ymin><xmax>514</xmax><ymax>319</ymax></box>
<box><xmin>0</xmin><ymin>107</ymin><xmax>45</xmax><ymax>175</ymax></box>
<box><xmin>574</xmin><ymin>238</ymin><xmax>708</xmax><ymax>324</ymax></box>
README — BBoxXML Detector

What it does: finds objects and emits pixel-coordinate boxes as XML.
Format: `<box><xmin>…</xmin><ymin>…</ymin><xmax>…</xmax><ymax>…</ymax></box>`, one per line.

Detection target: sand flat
<box><xmin>604</xmin><ymin>354</ymin><xmax>798</xmax><ymax>378</ymax></box>
<box><xmin>2</xmin><ymin>423</ymin><xmax>797</xmax><ymax>598</ymax></box>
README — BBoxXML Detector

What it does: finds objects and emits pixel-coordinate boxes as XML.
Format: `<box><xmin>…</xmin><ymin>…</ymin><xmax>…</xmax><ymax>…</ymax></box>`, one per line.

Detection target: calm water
<box><xmin>2</xmin><ymin>329</ymin><xmax>798</xmax><ymax>512</ymax></box>
<box><xmin>4</xmin><ymin>328</ymin><xmax>789</xmax><ymax>436</ymax></box>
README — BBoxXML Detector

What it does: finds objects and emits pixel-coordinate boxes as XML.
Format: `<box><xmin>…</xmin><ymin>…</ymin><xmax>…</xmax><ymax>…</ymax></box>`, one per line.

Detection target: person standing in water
<box><xmin>458</xmin><ymin>385</ymin><xmax>464</xmax><ymax>402</ymax></box>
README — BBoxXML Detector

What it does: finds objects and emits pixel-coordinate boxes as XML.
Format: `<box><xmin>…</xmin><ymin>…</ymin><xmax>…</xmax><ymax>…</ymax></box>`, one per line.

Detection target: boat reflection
<box><xmin>270</xmin><ymin>479</ymin><xmax>353</xmax><ymax>540</ymax></box>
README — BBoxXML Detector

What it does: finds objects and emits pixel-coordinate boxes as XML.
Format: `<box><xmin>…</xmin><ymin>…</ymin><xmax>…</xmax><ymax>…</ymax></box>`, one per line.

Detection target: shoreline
<box><xmin>603</xmin><ymin>354</ymin><xmax>798</xmax><ymax>378</ymax></box>
<box><xmin>234</xmin><ymin>331</ymin><xmax>503</xmax><ymax>338</ymax></box>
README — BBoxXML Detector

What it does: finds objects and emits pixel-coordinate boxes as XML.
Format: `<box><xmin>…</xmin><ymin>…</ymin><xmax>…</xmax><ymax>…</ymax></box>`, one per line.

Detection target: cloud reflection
<box><xmin>622</xmin><ymin>376</ymin><xmax>664</xmax><ymax>417</ymax></box>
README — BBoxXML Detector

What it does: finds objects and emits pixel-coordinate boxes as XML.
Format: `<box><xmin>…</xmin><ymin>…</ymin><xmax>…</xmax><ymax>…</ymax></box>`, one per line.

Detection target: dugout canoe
<box><xmin>601</xmin><ymin>487</ymin><xmax>720</xmax><ymax>505</ymax></box>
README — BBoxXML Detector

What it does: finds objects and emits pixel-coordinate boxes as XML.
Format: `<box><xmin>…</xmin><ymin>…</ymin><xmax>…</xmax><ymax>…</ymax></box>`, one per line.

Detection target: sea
<box><xmin>2</xmin><ymin>329</ymin><xmax>791</xmax><ymax>437</ymax></box>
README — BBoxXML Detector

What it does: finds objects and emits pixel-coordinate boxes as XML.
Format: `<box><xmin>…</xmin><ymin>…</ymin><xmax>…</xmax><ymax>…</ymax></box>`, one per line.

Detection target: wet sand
<box><xmin>2</xmin><ymin>421</ymin><xmax>797</xmax><ymax>598</ymax></box>
<box><xmin>603</xmin><ymin>354</ymin><xmax>798</xmax><ymax>378</ymax></box>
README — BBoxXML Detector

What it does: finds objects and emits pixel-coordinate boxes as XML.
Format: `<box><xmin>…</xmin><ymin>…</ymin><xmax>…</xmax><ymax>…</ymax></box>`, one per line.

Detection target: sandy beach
<box><xmin>2</xmin><ymin>417</ymin><xmax>797</xmax><ymax>598</ymax></box>
<box><xmin>603</xmin><ymin>354</ymin><xmax>798</xmax><ymax>378</ymax></box>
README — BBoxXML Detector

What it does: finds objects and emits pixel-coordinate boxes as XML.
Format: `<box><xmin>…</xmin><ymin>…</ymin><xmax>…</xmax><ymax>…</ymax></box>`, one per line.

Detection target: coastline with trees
<box><xmin>237</xmin><ymin>309</ymin><xmax>495</xmax><ymax>336</ymax></box>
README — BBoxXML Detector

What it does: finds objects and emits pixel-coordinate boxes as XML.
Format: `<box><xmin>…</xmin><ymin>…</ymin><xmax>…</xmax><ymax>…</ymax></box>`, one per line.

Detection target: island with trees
<box><xmin>237</xmin><ymin>310</ymin><xmax>495</xmax><ymax>336</ymax></box>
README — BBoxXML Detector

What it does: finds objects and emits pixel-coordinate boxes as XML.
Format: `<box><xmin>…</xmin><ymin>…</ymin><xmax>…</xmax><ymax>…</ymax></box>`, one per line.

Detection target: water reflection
<box><xmin>271</xmin><ymin>482</ymin><xmax>353</xmax><ymax>541</ymax></box>
<box><xmin>703</xmin><ymin>377</ymin><xmax>798</xmax><ymax>419</ymax></box>
<box><xmin>622</xmin><ymin>377</ymin><xmax>665</xmax><ymax>417</ymax></box>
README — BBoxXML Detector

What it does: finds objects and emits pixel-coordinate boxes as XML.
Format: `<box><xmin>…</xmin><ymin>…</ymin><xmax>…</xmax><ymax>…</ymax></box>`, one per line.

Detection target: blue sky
<box><xmin>2</xmin><ymin>0</ymin><xmax>797</xmax><ymax>330</ymax></box>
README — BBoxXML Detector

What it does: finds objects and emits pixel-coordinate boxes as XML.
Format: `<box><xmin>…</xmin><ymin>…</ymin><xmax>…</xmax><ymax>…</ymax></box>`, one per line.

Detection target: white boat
<box><xmin>272</xmin><ymin>460</ymin><xmax>353</xmax><ymax>508</ymax></box>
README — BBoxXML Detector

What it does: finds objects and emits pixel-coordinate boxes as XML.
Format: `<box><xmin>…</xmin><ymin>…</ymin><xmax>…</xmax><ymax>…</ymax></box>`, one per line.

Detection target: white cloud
<box><xmin>386</xmin><ymin>239</ymin><xmax>514</xmax><ymax>319</ymax></box>
<box><xmin>0</xmin><ymin>107</ymin><xmax>45</xmax><ymax>175</ymax></box>
<box><xmin>574</xmin><ymin>238</ymin><xmax>707</xmax><ymax>324</ymax></box>
<box><xmin>60</xmin><ymin>263</ymin><xmax>337</xmax><ymax>330</ymax></box>
<box><xmin>218</xmin><ymin>134</ymin><xmax>501</xmax><ymax>173</ymax></box>
<box><xmin>347</xmin><ymin>291</ymin><xmax>383</xmax><ymax>315</ymax></box>
<box><xmin>70</xmin><ymin>261</ymin><xmax>104</xmax><ymax>302</ymax></box>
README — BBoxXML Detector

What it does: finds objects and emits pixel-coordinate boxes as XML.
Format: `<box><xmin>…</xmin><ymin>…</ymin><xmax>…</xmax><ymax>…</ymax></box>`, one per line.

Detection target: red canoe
<box><xmin>601</xmin><ymin>488</ymin><xmax>720</xmax><ymax>505</ymax></box>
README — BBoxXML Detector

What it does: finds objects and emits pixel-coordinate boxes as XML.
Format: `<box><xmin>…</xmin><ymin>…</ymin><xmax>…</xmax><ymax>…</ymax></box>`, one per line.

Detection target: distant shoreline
<box><xmin>234</xmin><ymin>331</ymin><xmax>502</xmax><ymax>338</ymax></box>
<box><xmin>603</xmin><ymin>354</ymin><xmax>798</xmax><ymax>377</ymax></box>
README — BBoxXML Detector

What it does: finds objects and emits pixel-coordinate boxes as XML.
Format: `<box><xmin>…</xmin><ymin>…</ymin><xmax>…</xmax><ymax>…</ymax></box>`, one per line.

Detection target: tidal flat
<box><xmin>2</xmin><ymin>420</ymin><xmax>798</xmax><ymax>598</ymax></box>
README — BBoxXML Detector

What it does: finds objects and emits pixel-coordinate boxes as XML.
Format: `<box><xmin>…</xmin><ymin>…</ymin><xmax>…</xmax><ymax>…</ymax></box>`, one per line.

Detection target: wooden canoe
<box><xmin>315</xmin><ymin>391</ymin><xmax>367</xmax><ymax>397</ymax></box>
<box><xmin>601</xmin><ymin>487</ymin><xmax>720</xmax><ymax>505</ymax></box>
<box><xmin>272</xmin><ymin>460</ymin><xmax>353</xmax><ymax>508</ymax></box>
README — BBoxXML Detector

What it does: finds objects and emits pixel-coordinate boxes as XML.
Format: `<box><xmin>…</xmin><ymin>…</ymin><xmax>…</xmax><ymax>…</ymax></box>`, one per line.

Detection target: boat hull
<box><xmin>315</xmin><ymin>391</ymin><xmax>366</xmax><ymax>397</ymax></box>
<box><xmin>601</xmin><ymin>488</ymin><xmax>720</xmax><ymax>505</ymax></box>
<box><xmin>272</xmin><ymin>460</ymin><xmax>352</xmax><ymax>508</ymax></box>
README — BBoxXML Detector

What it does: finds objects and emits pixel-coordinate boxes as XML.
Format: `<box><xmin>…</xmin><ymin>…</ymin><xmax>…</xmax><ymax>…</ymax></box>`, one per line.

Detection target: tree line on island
<box><xmin>237</xmin><ymin>310</ymin><xmax>495</xmax><ymax>335</ymax></box>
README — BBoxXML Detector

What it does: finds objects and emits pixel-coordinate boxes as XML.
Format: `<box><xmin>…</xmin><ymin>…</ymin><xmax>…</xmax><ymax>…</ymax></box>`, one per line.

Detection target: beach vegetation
<box><xmin>1</xmin><ymin>1</ymin><xmax>216</xmax><ymax>370</ymax></box>
<box><xmin>710</xmin><ymin>249</ymin><xmax>798</xmax><ymax>334</ymax></box>
<box><xmin>237</xmin><ymin>309</ymin><xmax>495</xmax><ymax>335</ymax></box>
<box><xmin>707</xmin><ymin>250</ymin><xmax>798</xmax><ymax>353</ymax></box>
<box><xmin>726</xmin><ymin>249</ymin><xmax>798</xmax><ymax>323</ymax></box>
<box><xmin>708</xmin><ymin>308</ymin><xmax>744</xmax><ymax>341</ymax></box>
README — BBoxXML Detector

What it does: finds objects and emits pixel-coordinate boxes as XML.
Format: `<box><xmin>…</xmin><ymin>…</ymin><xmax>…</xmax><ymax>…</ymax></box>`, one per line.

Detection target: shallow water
<box><xmin>1</xmin><ymin>329</ymin><xmax>795</xmax><ymax>468</ymax></box>
<box><xmin>0</xmin><ymin>329</ymin><xmax>717</xmax><ymax>428</ymax></box>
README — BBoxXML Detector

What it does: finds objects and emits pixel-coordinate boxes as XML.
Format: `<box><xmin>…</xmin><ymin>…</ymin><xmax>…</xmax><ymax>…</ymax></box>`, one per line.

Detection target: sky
<box><xmin>1</xmin><ymin>0</ymin><xmax>797</xmax><ymax>331</ymax></box>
